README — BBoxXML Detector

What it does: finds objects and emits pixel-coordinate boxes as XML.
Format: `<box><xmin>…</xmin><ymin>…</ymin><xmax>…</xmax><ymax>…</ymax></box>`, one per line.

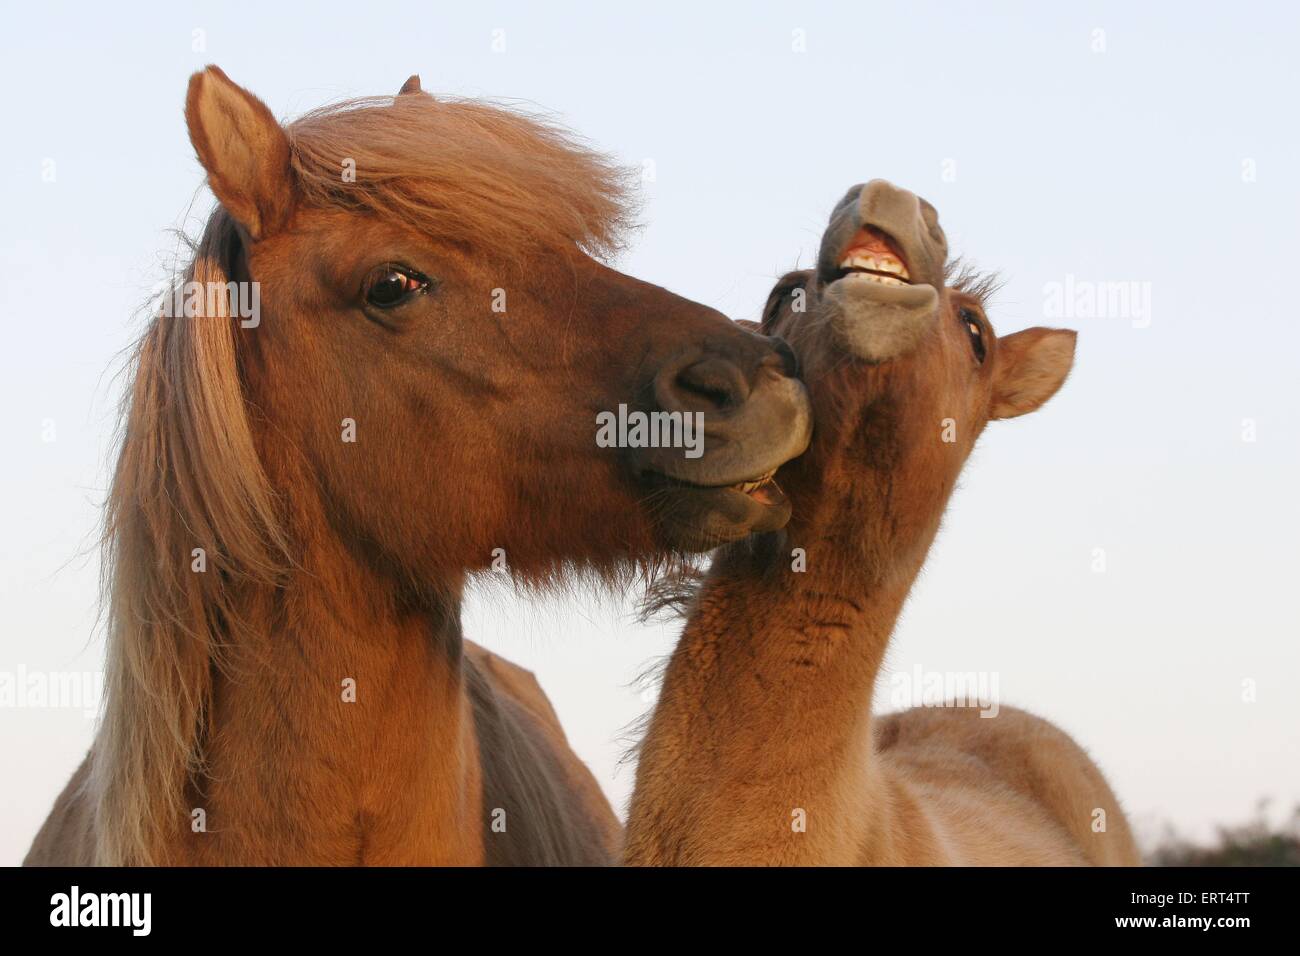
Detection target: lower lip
<box><xmin>745</xmin><ymin>480</ymin><xmax>784</xmax><ymax>506</ymax></box>
<box><xmin>728</xmin><ymin>476</ymin><xmax>785</xmax><ymax>506</ymax></box>
<box><xmin>837</xmin><ymin>271</ymin><xmax>910</xmax><ymax>287</ymax></box>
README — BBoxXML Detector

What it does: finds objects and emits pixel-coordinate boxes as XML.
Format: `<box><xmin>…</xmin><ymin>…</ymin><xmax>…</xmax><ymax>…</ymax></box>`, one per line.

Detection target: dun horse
<box><xmin>25</xmin><ymin>68</ymin><xmax>811</xmax><ymax>865</ymax></box>
<box><xmin>626</xmin><ymin>181</ymin><xmax>1139</xmax><ymax>865</ymax></box>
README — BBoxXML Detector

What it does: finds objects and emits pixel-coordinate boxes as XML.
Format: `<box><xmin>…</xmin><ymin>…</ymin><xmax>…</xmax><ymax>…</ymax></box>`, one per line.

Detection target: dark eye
<box><xmin>363</xmin><ymin>264</ymin><xmax>431</xmax><ymax>309</ymax></box>
<box><xmin>959</xmin><ymin>307</ymin><xmax>986</xmax><ymax>363</ymax></box>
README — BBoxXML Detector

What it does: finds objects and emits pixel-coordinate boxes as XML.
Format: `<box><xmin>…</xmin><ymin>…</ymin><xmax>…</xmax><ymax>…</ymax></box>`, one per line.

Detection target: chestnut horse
<box><xmin>626</xmin><ymin>181</ymin><xmax>1139</xmax><ymax>865</ymax></box>
<box><xmin>25</xmin><ymin>68</ymin><xmax>810</xmax><ymax>865</ymax></box>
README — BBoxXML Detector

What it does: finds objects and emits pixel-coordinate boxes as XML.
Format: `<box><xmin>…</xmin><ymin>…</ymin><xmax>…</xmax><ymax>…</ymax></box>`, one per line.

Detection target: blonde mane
<box><xmin>92</xmin><ymin>92</ymin><xmax>634</xmax><ymax>865</ymax></box>
<box><xmin>289</xmin><ymin>94</ymin><xmax>634</xmax><ymax>258</ymax></box>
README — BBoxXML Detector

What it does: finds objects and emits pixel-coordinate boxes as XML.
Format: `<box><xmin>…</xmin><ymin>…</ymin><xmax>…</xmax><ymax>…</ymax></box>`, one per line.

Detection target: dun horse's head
<box><xmin>761</xmin><ymin>180</ymin><xmax>1077</xmax><ymax>575</ymax></box>
<box><xmin>176</xmin><ymin>67</ymin><xmax>811</xmax><ymax>585</ymax></box>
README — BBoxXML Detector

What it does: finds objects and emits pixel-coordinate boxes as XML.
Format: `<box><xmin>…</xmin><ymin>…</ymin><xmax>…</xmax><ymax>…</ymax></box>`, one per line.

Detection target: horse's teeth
<box><xmin>845</xmin><ymin>272</ymin><xmax>907</xmax><ymax>287</ymax></box>
<box><xmin>733</xmin><ymin>476</ymin><xmax>769</xmax><ymax>496</ymax></box>
<box><xmin>731</xmin><ymin>471</ymin><xmax>777</xmax><ymax>494</ymax></box>
<box><xmin>837</xmin><ymin>252</ymin><xmax>910</xmax><ymax>280</ymax></box>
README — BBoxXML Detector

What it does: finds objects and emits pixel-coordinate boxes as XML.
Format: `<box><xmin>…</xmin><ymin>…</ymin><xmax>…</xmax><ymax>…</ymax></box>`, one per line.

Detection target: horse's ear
<box><xmin>990</xmin><ymin>327</ymin><xmax>1077</xmax><ymax>420</ymax></box>
<box><xmin>185</xmin><ymin>66</ymin><xmax>295</xmax><ymax>240</ymax></box>
<box><xmin>398</xmin><ymin>74</ymin><xmax>423</xmax><ymax>95</ymax></box>
<box><xmin>760</xmin><ymin>270</ymin><xmax>813</xmax><ymax>332</ymax></box>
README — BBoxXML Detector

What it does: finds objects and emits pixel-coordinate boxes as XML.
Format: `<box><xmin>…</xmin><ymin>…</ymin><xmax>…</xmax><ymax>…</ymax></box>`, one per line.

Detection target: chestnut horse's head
<box><xmin>761</xmin><ymin>180</ymin><xmax>1077</xmax><ymax>577</ymax></box>
<box><xmin>171</xmin><ymin>67</ymin><xmax>811</xmax><ymax>588</ymax></box>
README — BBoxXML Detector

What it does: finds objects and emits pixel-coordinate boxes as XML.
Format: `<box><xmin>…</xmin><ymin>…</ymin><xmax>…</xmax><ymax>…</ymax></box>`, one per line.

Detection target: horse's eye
<box><xmin>959</xmin><ymin>307</ymin><xmax>986</xmax><ymax>363</ymax></box>
<box><xmin>363</xmin><ymin>264</ymin><xmax>430</xmax><ymax>309</ymax></box>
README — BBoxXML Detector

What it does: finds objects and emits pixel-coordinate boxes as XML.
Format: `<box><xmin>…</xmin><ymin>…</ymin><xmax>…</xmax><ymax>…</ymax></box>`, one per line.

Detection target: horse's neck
<box><xmin>185</xmin><ymin>537</ymin><xmax>484</xmax><ymax>865</ymax></box>
<box><xmin>625</xmin><ymin>516</ymin><xmax>919</xmax><ymax>865</ymax></box>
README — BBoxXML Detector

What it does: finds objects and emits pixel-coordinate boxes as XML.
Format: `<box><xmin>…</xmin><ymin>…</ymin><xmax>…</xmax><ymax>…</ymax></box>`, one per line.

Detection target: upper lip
<box><xmin>633</xmin><ymin>373</ymin><xmax>813</xmax><ymax>492</ymax></box>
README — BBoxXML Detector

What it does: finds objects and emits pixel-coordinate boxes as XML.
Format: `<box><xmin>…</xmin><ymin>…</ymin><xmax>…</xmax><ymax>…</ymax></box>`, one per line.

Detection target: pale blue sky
<box><xmin>3</xmin><ymin>2</ymin><xmax>1298</xmax><ymax>864</ymax></box>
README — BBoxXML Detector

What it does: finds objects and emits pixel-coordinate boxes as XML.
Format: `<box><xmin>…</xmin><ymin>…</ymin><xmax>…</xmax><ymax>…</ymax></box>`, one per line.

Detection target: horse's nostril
<box><xmin>669</xmin><ymin>358</ymin><xmax>748</xmax><ymax>412</ymax></box>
